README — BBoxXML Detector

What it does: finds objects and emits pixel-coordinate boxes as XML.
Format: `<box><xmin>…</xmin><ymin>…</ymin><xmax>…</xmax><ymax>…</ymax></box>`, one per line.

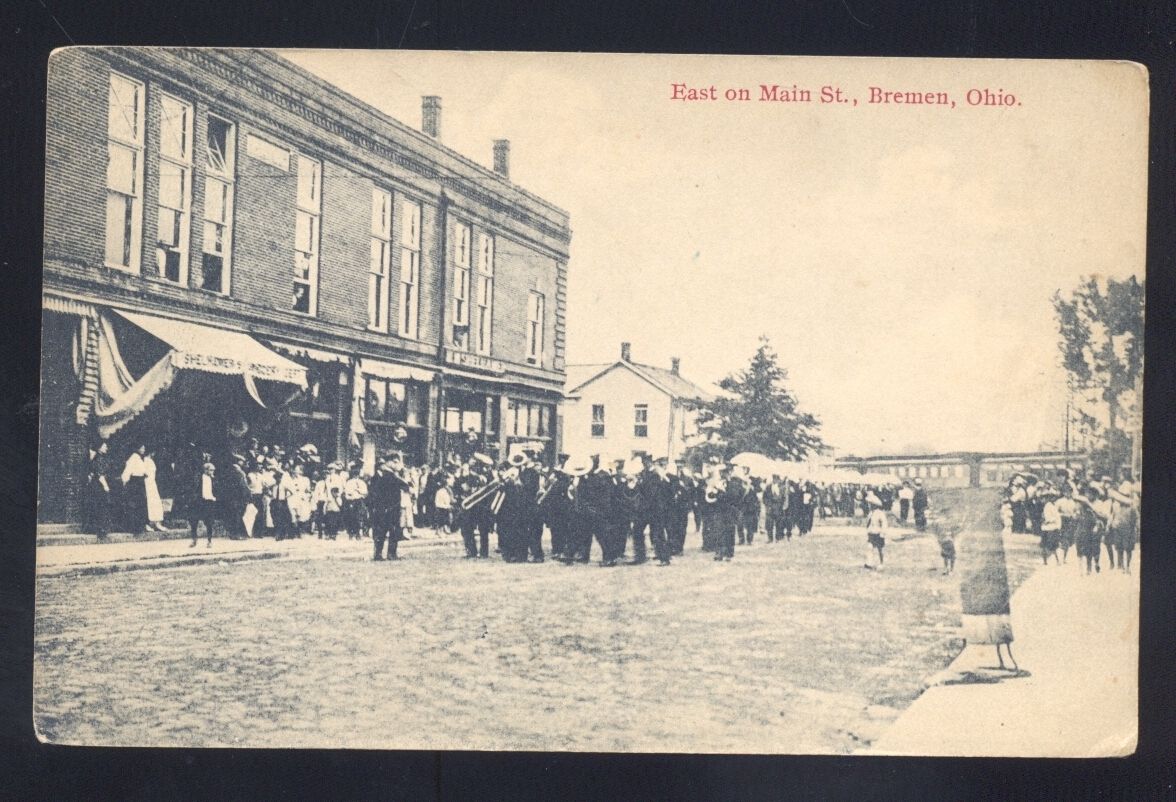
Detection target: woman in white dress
<box><xmin>143</xmin><ymin>449</ymin><xmax>165</xmax><ymax>531</ymax></box>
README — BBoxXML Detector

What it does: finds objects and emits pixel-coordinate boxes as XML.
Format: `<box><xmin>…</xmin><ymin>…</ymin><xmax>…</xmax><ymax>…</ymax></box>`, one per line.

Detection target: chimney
<box><xmin>422</xmin><ymin>96</ymin><xmax>441</xmax><ymax>139</ymax></box>
<box><xmin>493</xmin><ymin>139</ymin><xmax>510</xmax><ymax>179</ymax></box>
<box><xmin>671</xmin><ymin>357</ymin><xmax>681</xmax><ymax>376</ymax></box>
<box><xmin>621</xmin><ymin>342</ymin><xmax>632</xmax><ymax>362</ymax></box>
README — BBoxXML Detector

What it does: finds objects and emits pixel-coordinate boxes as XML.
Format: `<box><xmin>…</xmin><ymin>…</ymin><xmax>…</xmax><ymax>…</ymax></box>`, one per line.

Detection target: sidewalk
<box><xmin>37</xmin><ymin>528</ymin><xmax>465</xmax><ymax>577</ymax></box>
<box><xmin>863</xmin><ymin>551</ymin><xmax>1139</xmax><ymax>757</ymax></box>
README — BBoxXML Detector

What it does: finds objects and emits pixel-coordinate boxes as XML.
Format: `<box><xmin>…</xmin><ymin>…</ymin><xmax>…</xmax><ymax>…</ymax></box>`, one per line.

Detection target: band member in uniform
<box><xmin>709</xmin><ymin>461</ymin><xmax>743</xmax><ymax>561</ymax></box>
<box><xmin>517</xmin><ymin>452</ymin><xmax>545</xmax><ymax>562</ymax></box>
<box><xmin>666</xmin><ymin>459</ymin><xmax>693</xmax><ymax>557</ymax></box>
<box><xmin>369</xmin><ymin>452</ymin><xmax>411</xmax><ymax>561</ymax></box>
<box><xmin>636</xmin><ymin>456</ymin><xmax>673</xmax><ymax>566</ymax></box>
<box><xmin>541</xmin><ymin>455</ymin><xmax>573</xmax><ymax>560</ymax></box>
<box><xmin>616</xmin><ymin>458</ymin><xmax>646</xmax><ymax>564</ymax></box>
<box><xmin>762</xmin><ymin>474</ymin><xmax>787</xmax><ymax>543</ymax></box>
<box><xmin>457</xmin><ymin>453</ymin><xmax>496</xmax><ymax>559</ymax></box>
<box><xmin>561</xmin><ymin>456</ymin><xmax>594</xmax><ymax>563</ymax></box>
<box><xmin>497</xmin><ymin>459</ymin><xmax>529</xmax><ymax>563</ymax></box>
<box><xmin>738</xmin><ymin>470</ymin><xmax>760</xmax><ymax>545</ymax></box>
<box><xmin>784</xmin><ymin>478</ymin><xmax>804</xmax><ymax>540</ymax></box>
<box><xmin>576</xmin><ymin>455</ymin><xmax>620</xmax><ymax>566</ymax></box>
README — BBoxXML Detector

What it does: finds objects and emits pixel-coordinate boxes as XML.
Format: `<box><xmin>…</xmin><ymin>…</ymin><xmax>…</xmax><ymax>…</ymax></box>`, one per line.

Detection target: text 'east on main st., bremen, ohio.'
<box><xmin>669</xmin><ymin>83</ymin><xmax>1021</xmax><ymax>108</ymax></box>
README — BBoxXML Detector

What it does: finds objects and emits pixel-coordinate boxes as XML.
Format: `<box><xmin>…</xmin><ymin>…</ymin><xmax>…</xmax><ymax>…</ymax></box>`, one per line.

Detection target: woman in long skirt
<box><xmin>143</xmin><ymin>449</ymin><xmax>165</xmax><ymax>531</ymax></box>
<box><xmin>120</xmin><ymin>444</ymin><xmax>149</xmax><ymax>534</ymax></box>
<box><xmin>959</xmin><ymin>501</ymin><xmax>1017</xmax><ymax>670</ymax></box>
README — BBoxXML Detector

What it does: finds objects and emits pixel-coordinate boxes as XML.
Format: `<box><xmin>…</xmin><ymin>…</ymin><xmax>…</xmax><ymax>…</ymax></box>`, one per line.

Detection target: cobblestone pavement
<box><xmin>34</xmin><ymin>518</ymin><xmax>1038</xmax><ymax>752</ymax></box>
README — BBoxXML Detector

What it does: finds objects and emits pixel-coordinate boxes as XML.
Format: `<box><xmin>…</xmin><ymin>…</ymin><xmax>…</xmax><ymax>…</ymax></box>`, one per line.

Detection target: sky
<box><xmin>283</xmin><ymin>51</ymin><xmax>1148</xmax><ymax>456</ymax></box>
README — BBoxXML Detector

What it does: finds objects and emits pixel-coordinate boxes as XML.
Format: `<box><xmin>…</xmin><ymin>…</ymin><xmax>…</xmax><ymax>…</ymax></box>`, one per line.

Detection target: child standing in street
<box><xmin>864</xmin><ymin>494</ymin><xmax>887</xmax><ymax>570</ymax></box>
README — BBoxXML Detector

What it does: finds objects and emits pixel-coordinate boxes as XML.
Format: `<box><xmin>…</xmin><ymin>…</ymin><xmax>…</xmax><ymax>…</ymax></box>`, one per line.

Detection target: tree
<box><xmin>1052</xmin><ymin>275</ymin><xmax>1144</xmax><ymax>471</ymax></box>
<box><xmin>686</xmin><ymin>337</ymin><xmax>825</xmax><ymax>465</ymax></box>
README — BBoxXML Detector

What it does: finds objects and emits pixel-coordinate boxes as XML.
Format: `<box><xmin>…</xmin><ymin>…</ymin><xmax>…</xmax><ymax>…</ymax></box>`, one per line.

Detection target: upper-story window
<box><xmin>293</xmin><ymin>154</ymin><xmax>321</xmax><ymax>315</ymax></box>
<box><xmin>452</xmin><ymin>221</ymin><xmax>471</xmax><ymax>347</ymax></box>
<box><xmin>526</xmin><ymin>291</ymin><xmax>545</xmax><ymax>366</ymax></box>
<box><xmin>201</xmin><ymin>115</ymin><xmax>235</xmax><ymax>294</ymax></box>
<box><xmin>475</xmin><ymin>232</ymin><xmax>494</xmax><ymax>354</ymax></box>
<box><xmin>368</xmin><ymin>188</ymin><xmax>392</xmax><ymax>331</ymax></box>
<box><xmin>591</xmin><ymin>404</ymin><xmax>605</xmax><ymax>438</ymax></box>
<box><xmin>634</xmin><ymin>404</ymin><xmax>649</xmax><ymax>438</ymax></box>
<box><xmin>156</xmin><ymin>94</ymin><xmax>193</xmax><ymax>285</ymax></box>
<box><xmin>398</xmin><ymin>198</ymin><xmax>421</xmax><ymax>339</ymax></box>
<box><xmin>105</xmin><ymin>72</ymin><xmax>145</xmax><ymax>272</ymax></box>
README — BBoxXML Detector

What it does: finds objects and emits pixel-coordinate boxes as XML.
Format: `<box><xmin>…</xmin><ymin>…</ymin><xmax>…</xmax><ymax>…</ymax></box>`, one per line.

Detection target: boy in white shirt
<box><xmin>865</xmin><ymin>495</ymin><xmax>888</xmax><ymax>570</ymax></box>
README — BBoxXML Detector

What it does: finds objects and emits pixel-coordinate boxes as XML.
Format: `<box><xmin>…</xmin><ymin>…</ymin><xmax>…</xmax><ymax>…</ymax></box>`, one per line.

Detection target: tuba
<box><xmin>703</xmin><ymin>464</ymin><xmax>726</xmax><ymax>503</ymax></box>
<box><xmin>460</xmin><ymin>476</ymin><xmax>505</xmax><ymax>511</ymax></box>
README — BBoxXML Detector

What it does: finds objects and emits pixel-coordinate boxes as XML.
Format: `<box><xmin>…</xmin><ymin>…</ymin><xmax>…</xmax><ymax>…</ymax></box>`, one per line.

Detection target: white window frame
<box><xmin>526</xmin><ymin>291</ymin><xmax>545</xmax><ymax>366</ymax></box>
<box><xmin>453</xmin><ymin>221</ymin><xmax>471</xmax><ymax>330</ymax></box>
<box><xmin>475</xmin><ymin>232</ymin><xmax>494</xmax><ymax>355</ymax></box>
<box><xmin>398</xmin><ymin>198</ymin><xmax>422</xmax><ymax>339</ymax></box>
<box><xmin>634</xmin><ymin>403</ymin><xmax>649</xmax><ymax>438</ymax></box>
<box><xmin>200</xmin><ymin>114</ymin><xmax>235</xmax><ymax>294</ymax></box>
<box><xmin>105</xmin><ymin>71</ymin><xmax>145</xmax><ymax>273</ymax></box>
<box><xmin>591</xmin><ymin>404</ymin><xmax>605</xmax><ymax>438</ymax></box>
<box><xmin>293</xmin><ymin>154</ymin><xmax>321</xmax><ymax>316</ymax></box>
<box><xmin>368</xmin><ymin>188</ymin><xmax>392</xmax><ymax>331</ymax></box>
<box><xmin>155</xmin><ymin>93</ymin><xmax>193</xmax><ymax>285</ymax></box>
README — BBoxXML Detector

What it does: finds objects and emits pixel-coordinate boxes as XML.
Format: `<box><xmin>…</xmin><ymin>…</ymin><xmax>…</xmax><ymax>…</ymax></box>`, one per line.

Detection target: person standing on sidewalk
<box><xmin>224</xmin><ymin>454</ymin><xmax>252</xmax><ymax>540</ymax></box>
<box><xmin>959</xmin><ymin>502</ymin><xmax>1018</xmax><ymax>671</ymax></box>
<box><xmin>120</xmin><ymin>444</ymin><xmax>150</xmax><ymax>535</ymax></box>
<box><xmin>189</xmin><ymin>462</ymin><xmax>218</xmax><ymax>548</ymax></box>
<box><xmin>86</xmin><ymin>439</ymin><xmax>113</xmax><ymax>542</ymax></box>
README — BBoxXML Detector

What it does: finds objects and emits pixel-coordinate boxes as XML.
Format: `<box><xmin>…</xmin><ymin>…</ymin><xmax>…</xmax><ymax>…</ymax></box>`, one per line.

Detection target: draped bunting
<box><xmin>76</xmin><ymin>308</ymin><xmax>310</xmax><ymax>437</ymax></box>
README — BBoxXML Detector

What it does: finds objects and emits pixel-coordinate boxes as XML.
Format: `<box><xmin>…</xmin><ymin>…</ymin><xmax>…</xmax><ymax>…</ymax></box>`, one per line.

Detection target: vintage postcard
<box><xmin>34</xmin><ymin>49</ymin><xmax>1144</xmax><ymax>754</ymax></box>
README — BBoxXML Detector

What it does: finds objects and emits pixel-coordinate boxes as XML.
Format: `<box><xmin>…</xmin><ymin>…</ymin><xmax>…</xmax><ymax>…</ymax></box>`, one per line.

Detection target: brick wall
<box><xmin>43</xmin><ymin>47</ymin><xmax>569</xmax><ymax>386</ymax></box>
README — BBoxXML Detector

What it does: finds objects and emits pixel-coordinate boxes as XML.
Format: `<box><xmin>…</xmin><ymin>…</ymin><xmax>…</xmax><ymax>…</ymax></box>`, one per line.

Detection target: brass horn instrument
<box><xmin>703</xmin><ymin>465</ymin><xmax>726</xmax><ymax>503</ymax></box>
<box><xmin>461</xmin><ymin>477</ymin><xmax>505</xmax><ymax>511</ymax></box>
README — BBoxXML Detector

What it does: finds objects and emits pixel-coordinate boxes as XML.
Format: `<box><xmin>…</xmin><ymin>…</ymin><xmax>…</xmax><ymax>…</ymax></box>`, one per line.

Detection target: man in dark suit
<box><xmin>223</xmin><ymin>453</ymin><xmax>252</xmax><ymax>540</ymax></box>
<box><xmin>457</xmin><ymin>455</ymin><xmax>495</xmax><ymax>558</ymax></box>
<box><xmin>518</xmin><ymin>456</ymin><xmax>545</xmax><ymax>562</ymax></box>
<box><xmin>762</xmin><ymin>475</ymin><xmax>787</xmax><ymax>543</ymax></box>
<box><xmin>666</xmin><ymin>459</ymin><xmax>693</xmax><ymax>556</ymax></box>
<box><xmin>369</xmin><ymin>452</ymin><xmax>411</xmax><ymax>561</ymax></box>
<box><xmin>635</xmin><ymin>456</ymin><xmax>673</xmax><ymax>566</ymax></box>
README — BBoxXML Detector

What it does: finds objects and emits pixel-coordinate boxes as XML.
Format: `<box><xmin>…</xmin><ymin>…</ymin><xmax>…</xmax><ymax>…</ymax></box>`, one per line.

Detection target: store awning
<box><xmin>114</xmin><ymin>310</ymin><xmax>307</xmax><ymax>386</ymax></box>
<box><xmin>358</xmin><ymin>357</ymin><xmax>435</xmax><ymax>383</ymax></box>
<box><xmin>266</xmin><ymin>340</ymin><xmax>352</xmax><ymax>365</ymax></box>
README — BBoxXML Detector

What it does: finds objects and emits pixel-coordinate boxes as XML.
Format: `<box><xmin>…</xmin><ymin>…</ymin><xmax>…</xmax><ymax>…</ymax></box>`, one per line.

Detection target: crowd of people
<box><xmin>84</xmin><ymin>438</ymin><xmax>938</xmax><ymax>565</ymax></box>
<box><xmin>1001</xmin><ymin>467</ymin><xmax>1140</xmax><ymax>576</ymax></box>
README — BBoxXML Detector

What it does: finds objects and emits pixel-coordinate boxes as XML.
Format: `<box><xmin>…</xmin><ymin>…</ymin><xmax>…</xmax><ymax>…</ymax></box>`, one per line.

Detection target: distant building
<box><xmin>561</xmin><ymin>342</ymin><xmax>713</xmax><ymax>463</ymax></box>
<box><xmin>835</xmin><ymin>450</ymin><xmax>1089</xmax><ymax>489</ymax></box>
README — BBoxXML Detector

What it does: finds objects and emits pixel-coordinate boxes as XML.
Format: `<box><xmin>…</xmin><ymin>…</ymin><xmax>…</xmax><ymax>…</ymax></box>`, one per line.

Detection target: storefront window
<box><xmin>364</xmin><ymin>377</ymin><xmax>426</xmax><ymax>426</ymax></box>
<box><xmin>288</xmin><ymin>364</ymin><xmax>339</xmax><ymax>417</ymax></box>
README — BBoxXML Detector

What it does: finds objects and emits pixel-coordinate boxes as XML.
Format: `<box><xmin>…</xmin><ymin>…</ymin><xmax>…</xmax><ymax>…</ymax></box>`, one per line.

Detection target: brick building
<box><xmin>39</xmin><ymin>48</ymin><xmax>571</xmax><ymax>523</ymax></box>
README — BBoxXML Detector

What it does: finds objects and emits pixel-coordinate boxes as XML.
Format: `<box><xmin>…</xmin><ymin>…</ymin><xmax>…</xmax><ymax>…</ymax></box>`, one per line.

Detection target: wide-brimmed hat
<box><xmin>472</xmin><ymin>452</ymin><xmax>494</xmax><ymax>466</ymax></box>
<box><xmin>507</xmin><ymin>452</ymin><xmax>529</xmax><ymax>468</ymax></box>
<box><xmin>564</xmin><ymin>455</ymin><xmax>593</xmax><ymax>477</ymax></box>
